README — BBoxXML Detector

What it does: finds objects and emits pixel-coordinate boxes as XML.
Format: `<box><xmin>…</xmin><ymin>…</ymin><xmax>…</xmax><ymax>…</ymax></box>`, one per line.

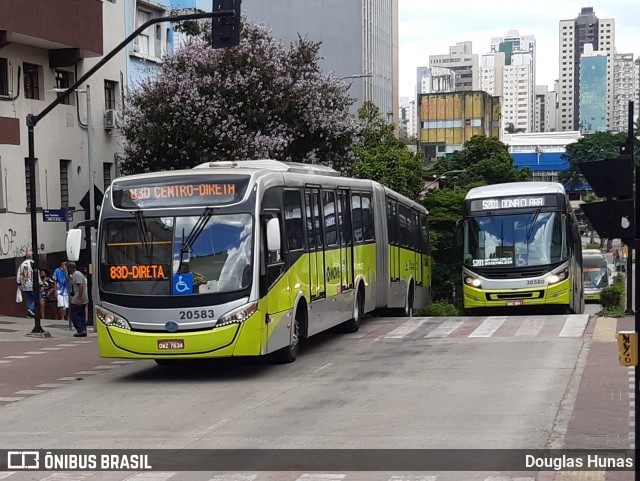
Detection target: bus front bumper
<box><xmin>96</xmin><ymin>320</ymin><xmax>260</xmax><ymax>359</ymax></box>
<box><xmin>463</xmin><ymin>279</ymin><xmax>571</xmax><ymax>309</ymax></box>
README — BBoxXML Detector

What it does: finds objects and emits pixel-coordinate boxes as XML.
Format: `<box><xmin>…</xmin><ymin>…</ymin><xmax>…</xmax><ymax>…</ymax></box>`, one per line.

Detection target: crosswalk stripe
<box><xmin>469</xmin><ymin>316</ymin><xmax>507</xmax><ymax>338</ymax></box>
<box><xmin>123</xmin><ymin>473</ymin><xmax>175</xmax><ymax>481</ymax></box>
<box><xmin>0</xmin><ymin>473</ymin><xmax>16</xmax><ymax>480</ymax></box>
<box><xmin>425</xmin><ymin>319</ymin><xmax>464</xmax><ymax>338</ymax></box>
<box><xmin>208</xmin><ymin>475</ymin><xmax>257</xmax><ymax>481</ymax></box>
<box><xmin>484</xmin><ymin>477</ymin><xmax>535</xmax><ymax>481</ymax></box>
<box><xmin>559</xmin><ymin>314</ymin><xmax>589</xmax><ymax>337</ymax></box>
<box><xmin>515</xmin><ymin>318</ymin><xmax>544</xmax><ymax>337</ymax></box>
<box><xmin>39</xmin><ymin>473</ymin><xmax>95</xmax><ymax>481</ymax></box>
<box><xmin>389</xmin><ymin>476</ymin><xmax>438</xmax><ymax>481</ymax></box>
<box><xmin>383</xmin><ymin>318</ymin><xmax>429</xmax><ymax>339</ymax></box>
<box><xmin>296</xmin><ymin>475</ymin><xmax>346</xmax><ymax>481</ymax></box>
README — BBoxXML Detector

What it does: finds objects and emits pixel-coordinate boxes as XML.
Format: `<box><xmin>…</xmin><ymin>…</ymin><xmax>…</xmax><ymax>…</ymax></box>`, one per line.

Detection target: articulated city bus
<box><xmin>67</xmin><ymin>160</ymin><xmax>431</xmax><ymax>363</ymax></box>
<box><xmin>461</xmin><ymin>182</ymin><xmax>584</xmax><ymax>314</ymax></box>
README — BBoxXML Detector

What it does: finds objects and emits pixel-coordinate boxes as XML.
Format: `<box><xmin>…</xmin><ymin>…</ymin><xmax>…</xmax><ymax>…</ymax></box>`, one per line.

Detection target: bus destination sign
<box><xmin>112</xmin><ymin>177</ymin><xmax>249</xmax><ymax>209</ymax></box>
<box><xmin>104</xmin><ymin>264</ymin><xmax>170</xmax><ymax>282</ymax></box>
<box><xmin>470</xmin><ymin>194</ymin><xmax>557</xmax><ymax>212</ymax></box>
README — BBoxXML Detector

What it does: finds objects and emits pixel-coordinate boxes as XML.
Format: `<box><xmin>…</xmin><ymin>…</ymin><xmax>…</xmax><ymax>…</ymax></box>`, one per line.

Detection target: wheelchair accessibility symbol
<box><xmin>515</xmin><ymin>254</ymin><xmax>528</xmax><ymax>267</ymax></box>
<box><xmin>172</xmin><ymin>273</ymin><xmax>193</xmax><ymax>295</ymax></box>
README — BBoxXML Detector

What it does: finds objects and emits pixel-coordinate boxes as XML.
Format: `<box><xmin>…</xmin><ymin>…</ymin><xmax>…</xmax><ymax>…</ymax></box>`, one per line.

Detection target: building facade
<box><xmin>612</xmin><ymin>53</ymin><xmax>638</xmax><ymax>133</ymax></box>
<box><xmin>558</xmin><ymin>7</ymin><xmax>615</xmax><ymax>132</ymax></box>
<box><xmin>534</xmin><ymin>85</ymin><xmax>559</xmax><ymax>133</ymax></box>
<box><xmin>399</xmin><ymin>96</ymin><xmax>417</xmax><ymax>138</ymax></box>
<box><xmin>418</xmin><ymin>91</ymin><xmax>500</xmax><ymax>162</ymax></box>
<box><xmin>0</xmin><ymin>0</ymin><xmax>128</xmax><ymax>315</ymax></box>
<box><xmin>242</xmin><ymin>0</ymin><xmax>399</xmax><ymax>124</ymax></box>
<box><xmin>429</xmin><ymin>41</ymin><xmax>479</xmax><ymax>92</ymax></box>
<box><xmin>579</xmin><ymin>44</ymin><xmax>609</xmax><ymax>134</ymax></box>
<box><xmin>416</xmin><ymin>66</ymin><xmax>456</xmax><ymax>95</ymax></box>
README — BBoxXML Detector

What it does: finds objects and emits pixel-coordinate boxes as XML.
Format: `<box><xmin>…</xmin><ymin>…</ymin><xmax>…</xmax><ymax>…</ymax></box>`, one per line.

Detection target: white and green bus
<box><xmin>67</xmin><ymin>160</ymin><xmax>431</xmax><ymax>363</ymax></box>
<box><xmin>461</xmin><ymin>182</ymin><xmax>584</xmax><ymax>314</ymax></box>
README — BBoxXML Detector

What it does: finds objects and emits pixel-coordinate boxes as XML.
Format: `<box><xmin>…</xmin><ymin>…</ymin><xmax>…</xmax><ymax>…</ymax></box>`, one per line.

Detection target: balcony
<box><xmin>0</xmin><ymin>0</ymin><xmax>102</xmax><ymax>67</ymax></box>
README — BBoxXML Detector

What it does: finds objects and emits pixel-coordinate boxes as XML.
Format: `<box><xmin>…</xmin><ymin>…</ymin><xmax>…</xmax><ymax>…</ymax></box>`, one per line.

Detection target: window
<box><xmin>105</xmin><ymin>80</ymin><xmax>117</xmax><ymax>110</ymax></box>
<box><xmin>135</xmin><ymin>3</ymin><xmax>167</xmax><ymax>60</ymax></box>
<box><xmin>55</xmin><ymin>70</ymin><xmax>73</xmax><ymax>105</ymax></box>
<box><xmin>398</xmin><ymin>204</ymin><xmax>408</xmax><ymax>247</ymax></box>
<box><xmin>361</xmin><ymin>193</ymin><xmax>374</xmax><ymax>241</ymax></box>
<box><xmin>284</xmin><ymin>190</ymin><xmax>304</xmax><ymax>251</ymax></box>
<box><xmin>103</xmin><ymin>162</ymin><xmax>113</xmax><ymax>193</ymax></box>
<box><xmin>351</xmin><ymin>194</ymin><xmax>363</xmax><ymax>242</ymax></box>
<box><xmin>420</xmin><ymin>214</ymin><xmax>429</xmax><ymax>254</ymax></box>
<box><xmin>23</xmin><ymin>63</ymin><xmax>40</xmax><ymax>100</ymax></box>
<box><xmin>60</xmin><ymin>160</ymin><xmax>71</xmax><ymax>209</ymax></box>
<box><xmin>305</xmin><ymin>192</ymin><xmax>314</xmax><ymax>250</ymax></box>
<box><xmin>323</xmin><ymin>190</ymin><xmax>338</xmax><ymax>246</ymax></box>
<box><xmin>311</xmin><ymin>190</ymin><xmax>324</xmax><ymax>248</ymax></box>
<box><xmin>0</xmin><ymin>57</ymin><xmax>8</xmax><ymax>96</ymax></box>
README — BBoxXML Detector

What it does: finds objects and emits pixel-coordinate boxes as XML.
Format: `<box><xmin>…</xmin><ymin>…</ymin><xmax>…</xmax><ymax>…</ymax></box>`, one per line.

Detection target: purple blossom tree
<box><xmin>119</xmin><ymin>18</ymin><xmax>362</xmax><ymax>175</ymax></box>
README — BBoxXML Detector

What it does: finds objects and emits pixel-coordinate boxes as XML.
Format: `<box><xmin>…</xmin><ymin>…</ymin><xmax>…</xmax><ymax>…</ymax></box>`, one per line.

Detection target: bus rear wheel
<box><xmin>341</xmin><ymin>288</ymin><xmax>364</xmax><ymax>333</ymax></box>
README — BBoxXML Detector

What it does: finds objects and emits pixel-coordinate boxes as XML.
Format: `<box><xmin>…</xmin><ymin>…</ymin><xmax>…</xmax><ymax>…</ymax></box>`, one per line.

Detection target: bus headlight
<box><xmin>548</xmin><ymin>268</ymin><xmax>569</xmax><ymax>285</ymax></box>
<box><xmin>463</xmin><ymin>273</ymin><xmax>482</xmax><ymax>289</ymax></box>
<box><xmin>96</xmin><ymin>306</ymin><xmax>131</xmax><ymax>330</ymax></box>
<box><xmin>216</xmin><ymin>302</ymin><xmax>258</xmax><ymax>328</ymax></box>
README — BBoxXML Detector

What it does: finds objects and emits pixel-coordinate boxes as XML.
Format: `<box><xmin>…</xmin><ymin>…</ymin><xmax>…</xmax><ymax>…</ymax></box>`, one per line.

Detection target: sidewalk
<box><xmin>0</xmin><ymin>315</ymin><xmax>96</xmax><ymax>341</ymax></box>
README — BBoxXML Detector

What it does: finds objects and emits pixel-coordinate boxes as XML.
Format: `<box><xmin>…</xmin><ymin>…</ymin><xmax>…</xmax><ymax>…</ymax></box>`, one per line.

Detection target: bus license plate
<box><xmin>506</xmin><ymin>300</ymin><xmax>523</xmax><ymax>307</ymax></box>
<box><xmin>158</xmin><ymin>340</ymin><xmax>184</xmax><ymax>350</ymax></box>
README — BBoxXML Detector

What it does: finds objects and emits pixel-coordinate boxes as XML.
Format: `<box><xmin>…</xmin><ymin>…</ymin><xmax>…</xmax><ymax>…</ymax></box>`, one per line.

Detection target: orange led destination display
<box><xmin>106</xmin><ymin>264</ymin><xmax>170</xmax><ymax>282</ymax></box>
<box><xmin>113</xmin><ymin>177</ymin><xmax>249</xmax><ymax>209</ymax></box>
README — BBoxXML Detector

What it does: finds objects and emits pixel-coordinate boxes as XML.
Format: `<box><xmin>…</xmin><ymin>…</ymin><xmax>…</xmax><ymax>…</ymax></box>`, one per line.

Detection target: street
<box><xmin>0</xmin><ymin>310</ymin><xmax>632</xmax><ymax>481</ymax></box>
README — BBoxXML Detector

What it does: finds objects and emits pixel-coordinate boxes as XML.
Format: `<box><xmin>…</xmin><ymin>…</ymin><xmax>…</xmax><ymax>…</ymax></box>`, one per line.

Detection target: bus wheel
<box><xmin>274</xmin><ymin>310</ymin><xmax>302</xmax><ymax>364</ymax></box>
<box><xmin>342</xmin><ymin>288</ymin><xmax>364</xmax><ymax>333</ymax></box>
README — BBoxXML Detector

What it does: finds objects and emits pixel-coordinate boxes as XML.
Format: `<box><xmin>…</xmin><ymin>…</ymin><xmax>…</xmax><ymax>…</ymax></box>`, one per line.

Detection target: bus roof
<box><xmin>465</xmin><ymin>182</ymin><xmax>567</xmax><ymax>200</ymax></box>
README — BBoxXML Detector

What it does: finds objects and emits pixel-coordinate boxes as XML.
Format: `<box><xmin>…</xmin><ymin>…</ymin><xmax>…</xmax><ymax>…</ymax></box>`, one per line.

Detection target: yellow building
<box><xmin>418</xmin><ymin>91</ymin><xmax>501</xmax><ymax>161</ymax></box>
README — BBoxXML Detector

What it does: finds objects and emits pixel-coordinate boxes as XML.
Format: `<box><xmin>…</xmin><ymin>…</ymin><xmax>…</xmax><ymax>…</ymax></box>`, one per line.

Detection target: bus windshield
<box><xmin>463</xmin><ymin>211</ymin><xmax>569</xmax><ymax>268</ymax></box>
<box><xmin>583</xmin><ymin>257</ymin><xmax>608</xmax><ymax>289</ymax></box>
<box><xmin>100</xmin><ymin>213</ymin><xmax>253</xmax><ymax>296</ymax></box>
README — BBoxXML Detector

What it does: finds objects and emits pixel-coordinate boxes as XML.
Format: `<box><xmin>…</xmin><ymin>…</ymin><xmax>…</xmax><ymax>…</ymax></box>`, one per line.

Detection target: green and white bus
<box><xmin>461</xmin><ymin>182</ymin><xmax>584</xmax><ymax>314</ymax></box>
<box><xmin>67</xmin><ymin>160</ymin><xmax>431</xmax><ymax>363</ymax></box>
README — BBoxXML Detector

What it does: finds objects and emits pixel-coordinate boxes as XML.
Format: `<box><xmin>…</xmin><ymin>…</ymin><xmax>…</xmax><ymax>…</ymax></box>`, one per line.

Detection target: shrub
<box><xmin>600</xmin><ymin>280</ymin><xmax>625</xmax><ymax>317</ymax></box>
<box><xmin>425</xmin><ymin>300</ymin><xmax>459</xmax><ymax>317</ymax></box>
<box><xmin>585</xmin><ymin>243</ymin><xmax>601</xmax><ymax>250</ymax></box>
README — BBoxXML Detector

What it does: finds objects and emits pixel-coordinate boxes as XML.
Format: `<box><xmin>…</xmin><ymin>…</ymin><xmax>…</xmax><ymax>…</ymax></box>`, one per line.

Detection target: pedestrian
<box><xmin>16</xmin><ymin>250</ymin><xmax>36</xmax><ymax>318</ymax></box>
<box><xmin>81</xmin><ymin>266</ymin><xmax>91</xmax><ymax>326</ymax></box>
<box><xmin>38</xmin><ymin>269</ymin><xmax>54</xmax><ymax>320</ymax></box>
<box><xmin>52</xmin><ymin>260</ymin><xmax>70</xmax><ymax>321</ymax></box>
<box><xmin>68</xmin><ymin>262</ymin><xmax>88</xmax><ymax>337</ymax></box>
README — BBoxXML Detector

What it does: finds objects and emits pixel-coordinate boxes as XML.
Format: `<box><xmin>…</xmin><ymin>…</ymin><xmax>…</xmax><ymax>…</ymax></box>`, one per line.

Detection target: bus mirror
<box><xmin>454</xmin><ymin>219</ymin><xmax>463</xmax><ymax>247</ymax></box>
<box><xmin>266</xmin><ymin>217</ymin><xmax>281</xmax><ymax>252</ymax></box>
<box><xmin>66</xmin><ymin>228</ymin><xmax>83</xmax><ymax>262</ymax></box>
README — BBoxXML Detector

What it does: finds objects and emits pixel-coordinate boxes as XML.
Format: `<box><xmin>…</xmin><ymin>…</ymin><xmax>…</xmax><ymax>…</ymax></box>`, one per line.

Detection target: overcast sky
<box><xmin>399</xmin><ymin>0</ymin><xmax>640</xmax><ymax>100</ymax></box>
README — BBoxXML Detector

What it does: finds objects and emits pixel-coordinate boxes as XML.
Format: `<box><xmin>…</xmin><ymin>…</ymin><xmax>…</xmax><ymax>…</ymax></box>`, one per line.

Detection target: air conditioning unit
<box><xmin>104</xmin><ymin>109</ymin><xmax>118</xmax><ymax>130</ymax></box>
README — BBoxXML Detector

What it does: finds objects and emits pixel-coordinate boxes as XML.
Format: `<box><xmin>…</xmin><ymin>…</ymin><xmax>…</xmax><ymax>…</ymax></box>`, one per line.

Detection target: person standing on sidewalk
<box><xmin>52</xmin><ymin>260</ymin><xmax>70</xmax><ymax>321</ymax></box>
<box><xmin>68</xmin><ymin>262</ymin><xmax>88</xmax><ymax>337</ymax></box>
<box><xmin>16</xmin><ymin>251</ymin><xmax>36</xmax><ymax>318</ymax></box>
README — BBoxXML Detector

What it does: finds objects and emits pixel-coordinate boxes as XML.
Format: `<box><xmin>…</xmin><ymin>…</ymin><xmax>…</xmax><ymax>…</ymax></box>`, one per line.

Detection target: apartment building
<box><xmin>429</xmin><ymin>41</ymin><xmax>479</xmax><ymax>92</ymax></box>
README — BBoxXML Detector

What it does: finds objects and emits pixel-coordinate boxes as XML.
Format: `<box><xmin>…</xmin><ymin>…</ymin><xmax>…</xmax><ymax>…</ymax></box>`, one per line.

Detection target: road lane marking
<box><xmin>14</xmin><ymin>390</ymin><xmax>46</xmax><ymax>395</ymax></box>
<box><xmin>515</xmin><ymin>318</ymin><xmax>544</xmax><ymax>337</ymax></box>
<box><xmin>36</xmin><ymin>383</ymin><xmax>67</xmax><ymax>388</ymax></box>
<box><xmin>56</xmin><ymin>344</ymin><xmax>78</xmax><ymax>347</ymax></box>
<box><xmin>75</xmin><ymin>371</ymin><xmax>102</xmax><ymax>375</ymax></box>
<box><xmin>22</xmin><ymin>351</ymin><xmax>47</xmax><ymax>355</ymax></box>
<box><xmin>58</xmin><ymin>377</ymin><xmax>80</xmax><ymax>381</ymax></box>
<box><xmin>110</xmin><ymin>360</ymin><xmax>136</xmax><ymax>364</ymax></box>
<box><xmin>0</xmin><ymin>473</ymin><xmax>16</xmax><ymax>480</ymax></box>
<box><xmin>123</xmin><ymin>473</ymin><xmax>175</xmax><ymax>481</ymax></box>
<box><xmin>208</xmin><ymin>475</ymin><xmax>257</xmax><ymax>481</ymax></box>
<box><xmin>559</xmin><ymin>314</ymin><xmax>589</xmax><ymax>337</ymax></box>
<box><xmin>313</xmin><ymin>362</ymin><xmax>334</xmax><ymax>374</ymax></box>
<box><xmin>0</xmin><ymin>360</ymin><xmax>11</xmax><ymax>364</ymax></box>
<box><xmin>484</xmin><ymin>478</ymin><xmax>535</xmax><ymax>481</ymax></box>
<box><xmin>469</xmin><ymin>316</ymin><xmax>506</xmax><ymax>338</ymax></box>
<box><xmin>389</xmin><ymin>476</ymin><xmax>438</xmax><ymax>481</ymax></box>
<box><xmin>4</xmin><ymin>356</ymin><xmax>29</xmax><ymax>359</ymax></box>
<box><xmin>93</xmin><ymin>365</ymin><xmax>118</xmax><ymax>369</ymax></box>
<box><xmin>40</xmin><ymin>347</ymin><xmax>64</xmax><ymax>350</ymax></box>
<box><xmin>0</xmin><ymin>397</ymin><xmax>25</xmax><ymax>402</ymax></box>
<box><xmin>296</xmin><ymin>475</ymin><xmax>346</xmax><ymax>481</ymax></box>
<box><xmin>424</xmin><ymin>319</ymin><xmax>463</xmax><ymax>338</ymax></box>
<box><xmin>383</xmin><ymin>318</ymin><xmax>429</xmax><ymax>338</ymax></box>
<box><xmin>40</xmin><ymin>474</ymin><xmax>95</xmax><ymax>481</ymax></box>
<box><xmin>72</xmin><ymin>340</ymin><xmax>93</xmax><ymax>344</ymax></box>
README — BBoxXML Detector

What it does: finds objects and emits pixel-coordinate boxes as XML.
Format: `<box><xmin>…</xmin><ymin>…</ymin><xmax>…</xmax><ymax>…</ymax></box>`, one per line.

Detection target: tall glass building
<box><xmin>579</xmin><ymin>45</ymin><xmax>609</xmax><ymax>134</ymax></box>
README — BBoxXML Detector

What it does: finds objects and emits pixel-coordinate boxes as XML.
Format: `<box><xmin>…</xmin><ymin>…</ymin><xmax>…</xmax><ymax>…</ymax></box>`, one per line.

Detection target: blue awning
<box><xmin>511</xmin><ymin>152</ymin><xmax>569</xmax><ymax>171</ymax></box>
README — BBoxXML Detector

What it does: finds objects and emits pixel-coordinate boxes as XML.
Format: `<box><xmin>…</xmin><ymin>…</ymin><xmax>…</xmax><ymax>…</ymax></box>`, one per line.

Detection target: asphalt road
<box><xmin>0</xmin><ymin>311</ymin><xmax>629</xmax><ymax>481</ymax></box>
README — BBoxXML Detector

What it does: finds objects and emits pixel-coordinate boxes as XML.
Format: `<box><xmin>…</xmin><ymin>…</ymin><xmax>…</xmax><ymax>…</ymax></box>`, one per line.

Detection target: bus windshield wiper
<box><xmin>178</xmin><ymin>207</ymin><xmax>214</xmax><ymax>271</ymax></box>
<box><xmin>526</xmin><ymin>209</ymin><xmax>541</xmax><ymax>241</ymax></box>
<box><xmin>134</xmin><ymin>211</ymin><xmax>153</xmax><ymax>259</ymax></box>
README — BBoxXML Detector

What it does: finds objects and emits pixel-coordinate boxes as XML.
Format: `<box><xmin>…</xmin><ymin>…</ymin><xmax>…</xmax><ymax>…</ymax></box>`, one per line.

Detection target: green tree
<box><xmin>504</xmin><ymin>122</ymin><xmax>525</xmax><ymax>134</ymax></box>
<box><xmin>351</xmin><ymin>102</ymin><xmax>425</xmax><ymax>200</ymax></box>
<box><xmin>558</xmin><ymin>131</ymin><xmax>630</xmax><ymax>189</ymax></box>
<box><xmin>422</xmin><ymin>135</ymin><xmax>531</xmax><ymax>303</ymax></box>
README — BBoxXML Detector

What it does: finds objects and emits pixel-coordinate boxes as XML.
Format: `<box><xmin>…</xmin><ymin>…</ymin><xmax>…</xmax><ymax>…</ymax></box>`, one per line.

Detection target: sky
<box><xmin>399</xmin><ymin>0</ymin><xmax>640</xmax><ymax>100</ymax></box>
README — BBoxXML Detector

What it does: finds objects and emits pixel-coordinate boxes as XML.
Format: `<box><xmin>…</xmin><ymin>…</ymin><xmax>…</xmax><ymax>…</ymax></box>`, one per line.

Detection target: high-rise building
<box><xmin>399</xmin><ymin>96</ymin><xmax>417</xmax><ymax>138</ymax></box>
<box><xmin>579</xmin><ymin>44</ymin><xmax>609</xmax><ymax>134</ymax></box>
<box><xmin>488</xmin><ymin>30</ymin><xmax>536</xmax><ymax>133</ymax></box>
<box><xmin>242</xmin><ymin>0</ymin><xmax>399</xmax><ymax>124</ymax></box>
<box><xmin>429</xmin><ymin>41</ymin><xmax>479</xmax><ymax>92</ymax></box>
<box><xmin>480</xmin><ymin>52</ymin><xmax>505</xmax><ymax>98</ymax></box>
<box><xmin>612</xmin><ymin>53</ymin><xmax>638</xmax><ymax>133</ymax></box>
<box><xmin>416</xmin><ymin>66</ymin><xmax>456</xmax><ymax>95</ymax></box>
<box><xmin>534</xmin><ymin>85</ymin><xmax>559</xmax><ymax>133</ymax></box>
<box><xmin>558</xmin><ymin>7</ymin><xmax>615</xmax><ymax>131</ymax></box>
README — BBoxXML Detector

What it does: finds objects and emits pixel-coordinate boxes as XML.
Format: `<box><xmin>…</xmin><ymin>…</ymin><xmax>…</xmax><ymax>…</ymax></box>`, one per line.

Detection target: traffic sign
<box><xmin>43</xmin><ymin>209</ymin><xmax>73</xmax><ymax>222</ymax></box>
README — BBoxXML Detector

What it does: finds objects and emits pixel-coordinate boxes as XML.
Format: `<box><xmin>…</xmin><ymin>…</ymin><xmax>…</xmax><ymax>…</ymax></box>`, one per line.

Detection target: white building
<box><xmin>480</xmin><ymin>52</ymin><xmax>505</xmax><ymax>97</ymax></box>
<box><xmin>416</xmin><ymin>66</ymin><xmax>456</xmax><ymax>95</ymax></box>
<box><xmin>534</xmin><ymin>85</ymin><xmax>559</xmax><ymax>133</ymax></box>
<box><xmin>399</xmin><ymin>96</ymin><xmax>417</xmax><ymax>138</ymax></box>
<box><xmin>558</xmin><ymin>7</ymin><xmax>615</xmax><ymax>131</ymax></box>
<box><xmin>612</xmin><ymin>53</ymin><xmax>638</xmax><ymax>133</ymax></box>
<box><xmin>429</xmin><ymin>41</ymin><xmax>479</xmax><ymax>92</ymax></box>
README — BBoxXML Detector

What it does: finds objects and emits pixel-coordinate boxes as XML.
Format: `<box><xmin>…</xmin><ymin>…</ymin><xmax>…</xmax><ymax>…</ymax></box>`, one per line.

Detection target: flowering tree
<box><xmin>119</xmin><ymin>19</ymin><xmax>361</xmax><ymax>175</ymax></box>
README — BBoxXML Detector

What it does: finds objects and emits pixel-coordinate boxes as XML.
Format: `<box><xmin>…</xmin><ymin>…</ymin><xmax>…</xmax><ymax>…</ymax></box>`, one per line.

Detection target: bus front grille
<box><xmin>485</xmin><ymin>290</ymin><xmax>544</xmax><ymax>301</ymax></box>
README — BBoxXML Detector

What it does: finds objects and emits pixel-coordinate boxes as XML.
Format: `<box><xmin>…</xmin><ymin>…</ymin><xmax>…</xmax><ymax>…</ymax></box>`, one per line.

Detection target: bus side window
<box><xmin>420</xmin><ymin>213</ymin><xmax>429</xmax><ymax>253</ymax></box>
<box><xmin>352</xmin><ymin>193</ymin><xmax>363</xmax><ymax>243</ymax></box>
<box><xmin>284</xmin><ymin>190</ymin><xmax>304</xmax><ymax>251</ymax></box>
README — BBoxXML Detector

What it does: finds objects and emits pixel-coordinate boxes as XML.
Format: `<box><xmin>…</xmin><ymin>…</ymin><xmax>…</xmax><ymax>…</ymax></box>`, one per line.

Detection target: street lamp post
<box><xmin>422</xmin><ymin>169</ymin><xmax>467</xmax><ymax>196</ymax></box>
